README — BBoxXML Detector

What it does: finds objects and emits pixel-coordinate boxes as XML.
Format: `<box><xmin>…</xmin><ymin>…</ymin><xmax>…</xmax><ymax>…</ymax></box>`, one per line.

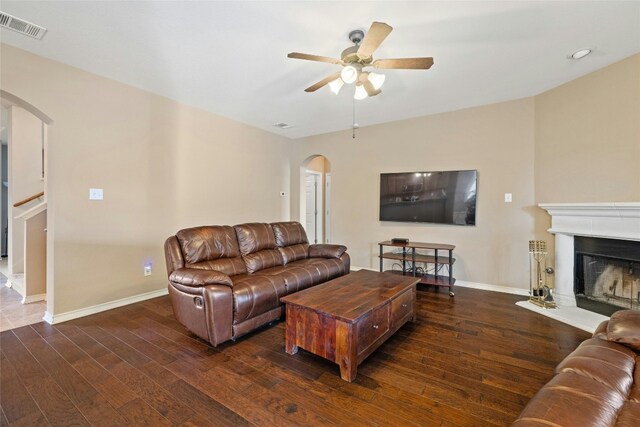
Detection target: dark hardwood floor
<box><xmin>0</xmin><ymin>285</ymin><xmax>590</xmax><ymax>426</ymax></box>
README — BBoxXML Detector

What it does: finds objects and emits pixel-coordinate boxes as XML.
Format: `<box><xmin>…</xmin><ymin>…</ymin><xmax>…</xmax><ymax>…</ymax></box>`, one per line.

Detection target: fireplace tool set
<box><xmin>529</xmin><ymin>240</ymin><xmax>557</xmax><ymax>308</ymax></box>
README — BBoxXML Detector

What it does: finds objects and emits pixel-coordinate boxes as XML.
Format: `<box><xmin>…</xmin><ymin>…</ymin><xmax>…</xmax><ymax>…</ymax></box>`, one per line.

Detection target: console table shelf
<box><xmin>378</xmin><ymin>240</ymin><xmax>456</xmax><ymax>296</ymax></box>
<box><xmin>380</xmin><ymin>252</ymin><xmax>455</xmax><ymax>265</ymax></box>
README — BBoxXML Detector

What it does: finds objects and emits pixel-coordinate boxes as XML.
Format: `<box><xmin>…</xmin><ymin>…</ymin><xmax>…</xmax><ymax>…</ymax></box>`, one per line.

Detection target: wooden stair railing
<box><xmin>13</xmin><ymin>191</ymin><xmax>44</xmax><ymax>208</ymax></box>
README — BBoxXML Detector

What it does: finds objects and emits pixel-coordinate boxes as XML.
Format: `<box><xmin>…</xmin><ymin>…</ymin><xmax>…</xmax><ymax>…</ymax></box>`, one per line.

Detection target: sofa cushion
<box><xmin>630</xmin><ymin>356</ymin><xmax>640</xmax><ymax>402</ymax></box>
<box><xmin>271</xmin><ymin>222</ymin><xmax>310</xmax><ymax>264</ymax></box>
<box><xmin>176</xmin><ymin>226</ymin><xmax>247</xmax><ymax>276</ymax></box>
<box><xmin>289</xmin><ymin>258</ymin><xmax>345</xmax><ymax>282</ymax></box>
<box><xmin>512</xmin><ymin>371</ymin><xmax>626</xmax><ymax>427</ymax></box>
<box><xmin>278</xmin><ymin>243</ymin><xmax>309</xmax><ymax>264</ymax></box>
<box><xmin>234</xmin><ymin>223</ymin><xmax>284</xmax><ymax>273</ymax></box>
<box><xmin>556</xmin><ymin>337</ymin><xmax>635</xmax><ymax>397</ymax></box>
<box><xmin>177</xmin><ymin>225</ymin><xmax>240</xmax><ymax>264</ymax></box>
<box><xmin>607</xmin><ymin>310</ymin><xmax>640</xmax><ymax>352</ymax></box>
<box><xmin>231</xmin><ymin>274</ymin><xmax>287</xmax><ymax>324</ymax></box>
<box><xmin>309</xmin><ymin>244</ymin><xmax>347</xmax><ymax>259</ymax></box>
<box><xmin>234</xmin><ymin>223</ymin><xmax>278</xmax><ymax>255</ymax></box>
<box><xmin>616</xmin><ymin>401</ymin><xmax>640</xmax><ymax>427</ymax></box>
<box><xmin>272</xmin><ymin>221</ymin><xmax>308</xmax><ymax>246</ymax></box>
<box><xmin>254</xmin><ymin>265</ymin><xmax>322</xmax><ymax>294</ymax></box>
<box><xmin>169</xmin><ymin>268</ymin><xmax>233</xmax><ymax>288</ymax></box>
<box><xmin>188</xmin><ymin>258</ymin><xmax>247</xmax><ymax>276</ymax></box>
<box><xmin>242</xmin><ymin>249</ymin><xmax>284</xmax><ymax>274</ymax></box>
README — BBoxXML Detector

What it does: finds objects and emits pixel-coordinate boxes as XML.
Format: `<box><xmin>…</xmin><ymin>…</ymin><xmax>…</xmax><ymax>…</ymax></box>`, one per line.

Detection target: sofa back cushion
<box><xmin>234</xmin><ymin>223</ymin><xmax>284</xmax><ymax>273</ymax></box>
<box><xmin>176</xmin><ymin>226</ymin><xmax>247</xmax><ymax>276</ymax></box>
<box><xmin>607</xmin><ymin>310</ymin><xmax>640</xmax><ymax>351</ymax></box>
<box><xmin>271</xmin><ymin>221</ymin><xmax>309</xmax><ymax>264</ymax></box>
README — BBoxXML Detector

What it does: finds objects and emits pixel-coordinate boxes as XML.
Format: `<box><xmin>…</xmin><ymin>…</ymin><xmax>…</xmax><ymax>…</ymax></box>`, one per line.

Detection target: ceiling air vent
<box><xmin>273</xmin><ymin>122</ymin><xmax>293</xmax><ymax>129</ymax></box>
<box><xmin>0</xmin><ymin>11</ymin><xmax>47</xmax><ymax>40</ymax></box>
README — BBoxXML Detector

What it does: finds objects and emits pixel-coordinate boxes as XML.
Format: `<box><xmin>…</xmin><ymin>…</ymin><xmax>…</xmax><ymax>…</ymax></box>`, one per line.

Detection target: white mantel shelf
<box><xmin>539</xmin><ymin>202</ymin><xmax>640</xmax><ymax>241</ymax></box>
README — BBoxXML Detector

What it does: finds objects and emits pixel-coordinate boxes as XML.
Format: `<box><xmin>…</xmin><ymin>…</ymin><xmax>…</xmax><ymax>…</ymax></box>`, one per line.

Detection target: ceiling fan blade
<box><xmin>288</xmin><ymin>52</ymin><xmax>343</xmax><ymax>65</ymax></box>
<box><xmin>372</xmin><ymin>57</ymin><xmax>434</xmax><ymax>70</ymax></box>
<box><xmin>363</xmin><ymin>80</ymin><xmax>381</xmax><ymax>97</ymax></box>
<box><xmin>305</xmin><ymin>72</ymin><xmax>341</xmax><ymax>92</ymax></box>
<box><xmin>359</xmin><ymin>73</ymin><xmax>381</xmax><ymax>97</ymax></box>
<box><xmin>357</xmin><ymin>22</ymin><xmax>393</xmax><ymax>59</ymax></box>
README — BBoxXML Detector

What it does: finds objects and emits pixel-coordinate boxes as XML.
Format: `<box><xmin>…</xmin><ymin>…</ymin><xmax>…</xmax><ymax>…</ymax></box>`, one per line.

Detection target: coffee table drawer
<box><xmin>391</xmin><ymin>288</ymin><xmax>414</xmax><ymax>325</ymax></box>
<box><xmin>357</xmin><ymin>304</ymin><xmax>390</xmax><ymax>354</ymax></box>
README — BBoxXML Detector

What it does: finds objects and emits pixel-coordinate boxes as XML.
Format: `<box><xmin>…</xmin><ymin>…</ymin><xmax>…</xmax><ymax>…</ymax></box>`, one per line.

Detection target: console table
<box><xmin>378</xmin><ymin>240</ymin><xmax>456</xmax><ymax>296</ymax></box>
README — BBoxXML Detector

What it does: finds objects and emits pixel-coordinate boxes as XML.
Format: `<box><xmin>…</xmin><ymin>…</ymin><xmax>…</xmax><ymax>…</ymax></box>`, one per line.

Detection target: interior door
<box><xmin>304</xmin><ymin>171</ymin><xmax>322</xmax><ymax>244</ymax></box>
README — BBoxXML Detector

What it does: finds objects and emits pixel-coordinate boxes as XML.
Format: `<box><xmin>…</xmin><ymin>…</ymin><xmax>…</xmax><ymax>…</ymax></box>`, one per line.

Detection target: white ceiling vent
<box><xmin>0</xmin><ymin>12</ymin><xmax>47</xmax><ymax>40</ymax></box>
<box><xmin>272</xmin><ymin>122</ymin><xmax>293</xmax><ymax>129</ymax></box>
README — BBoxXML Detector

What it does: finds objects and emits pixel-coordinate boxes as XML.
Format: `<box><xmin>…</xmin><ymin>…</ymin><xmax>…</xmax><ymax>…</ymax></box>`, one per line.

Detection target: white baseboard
<box><xmin>43</xmin><ymin>288</ymin><xmax>169</xmax><ymax>325</ymax></box>
<box><xmin>22</xmin><ymin>293</ymin><xmax>46</xmax><ymax>304</ymax></box>
<box><xmin>454</xmin><ymin>280</ymin><xmax>529</xmax><ymax>296</ymax></box>
<box><xmin>351</xmin><ymin>266</ymin><xmax>529</xmax><ymax>296</ymax></box>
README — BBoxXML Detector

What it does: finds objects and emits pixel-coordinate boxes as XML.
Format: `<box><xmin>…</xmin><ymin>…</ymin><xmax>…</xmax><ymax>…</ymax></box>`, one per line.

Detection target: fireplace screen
<box><xmin>579</xmin><ymin>255</ymin><xmax>640</xmax><ymax>310</ymax></box>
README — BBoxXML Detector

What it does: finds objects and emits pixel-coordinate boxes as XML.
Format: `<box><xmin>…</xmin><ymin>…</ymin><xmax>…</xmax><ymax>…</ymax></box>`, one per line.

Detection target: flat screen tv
<box><xmin>379</xmin><ymin>170</ymin><xmax>477</xmax><ymax>225</ymax></box>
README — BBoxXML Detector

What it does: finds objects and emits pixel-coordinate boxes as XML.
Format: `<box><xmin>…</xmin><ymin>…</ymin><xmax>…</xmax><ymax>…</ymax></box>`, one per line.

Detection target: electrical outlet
<box><xmin>144</xmin><ymin>265</ymin><xmax>152</xmax><ymax>276</ymax></box>
<box><xmin>89</xmin><ymin>188</ymin><xmax>103</xmax><ymax>200</ymax></box>
<box><xmin>504</xmin><ymin>193</ymin><xmax>513</xmax><ymax>203</ymax></box>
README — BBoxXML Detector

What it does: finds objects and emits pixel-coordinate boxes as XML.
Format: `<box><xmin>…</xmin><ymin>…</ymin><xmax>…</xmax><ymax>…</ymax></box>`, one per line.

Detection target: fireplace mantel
<box><xmin>539</xmin><ymin>202</ymin><xmax>640</xmax><ymax>241</ymax></box>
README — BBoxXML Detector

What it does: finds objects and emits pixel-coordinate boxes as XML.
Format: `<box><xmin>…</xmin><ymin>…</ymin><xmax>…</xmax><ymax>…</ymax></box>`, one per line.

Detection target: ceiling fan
<box><xmin>288</xmin><ymin>21</ymin><xmax>434</xmax><ymax>100</ymax></box>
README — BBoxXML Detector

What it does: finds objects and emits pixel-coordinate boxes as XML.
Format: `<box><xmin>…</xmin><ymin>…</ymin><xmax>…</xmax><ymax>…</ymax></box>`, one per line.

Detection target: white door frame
<box><xmin>325</xmin><ymin>173</ymin><xmax>331</xmax><ymax>243</ymax></box>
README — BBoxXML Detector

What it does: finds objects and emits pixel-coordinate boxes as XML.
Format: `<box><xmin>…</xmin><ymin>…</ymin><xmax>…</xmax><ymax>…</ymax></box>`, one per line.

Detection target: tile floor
<box><xmin>0</xmin><ymin>269</ymin><xmax>47</xmax><ymax>332</ymax></box>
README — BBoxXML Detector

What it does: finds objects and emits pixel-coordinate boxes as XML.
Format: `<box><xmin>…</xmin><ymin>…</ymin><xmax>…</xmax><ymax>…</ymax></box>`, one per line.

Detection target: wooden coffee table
<box><xmin>280</xmin><ymin>269</ymin><xmax>420</xmax><ymax>382</ymax></box>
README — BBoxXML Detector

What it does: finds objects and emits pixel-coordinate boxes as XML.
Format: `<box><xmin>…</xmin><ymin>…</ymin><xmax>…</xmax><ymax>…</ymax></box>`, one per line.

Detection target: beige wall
<box><xmin>8</xmin><ymin>106</ymin><xmax>44</xmax><ymax>275</ymax></box>
<box><xmin>292</xmin><ymin>98</ymin><xmax>537</xmax><ymax>289</ymax></box>
<box><xmin>534</xmin><ymin>54</ymin><xmax>640</xmax><ymax>261</ymax></box>
<box><xmin>535</xmin><ymin>54</ymin><xmax>640</xmax><ymax>204</ymax></box>
<box><xmin>1</xmin><ymin>44</ymin><xmax>291</xmax><ymax>315</ymax></box>
<box><xmin>2</xmin><ymin>42</ymin><xmax>637</xmax><ymax>313</ymax></box>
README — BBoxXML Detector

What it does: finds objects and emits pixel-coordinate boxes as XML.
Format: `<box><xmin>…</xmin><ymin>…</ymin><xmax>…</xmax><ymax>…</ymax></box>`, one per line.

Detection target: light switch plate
<box><xmin>89</xmin><ymin>188</ymin><xmax>103</xmax><ymax>200</ymax></box>
<box><xmin>504</xmin><ymin>193</ymin><xmax>513</xmax><ymax>203</ymax></box>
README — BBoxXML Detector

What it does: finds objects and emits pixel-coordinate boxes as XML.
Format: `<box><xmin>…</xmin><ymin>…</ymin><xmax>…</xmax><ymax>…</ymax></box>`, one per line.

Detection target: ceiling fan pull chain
<box><xmin>352</xmin><ymin>96</ymin><xmax>357</xmax><ymax>139</ymax></box>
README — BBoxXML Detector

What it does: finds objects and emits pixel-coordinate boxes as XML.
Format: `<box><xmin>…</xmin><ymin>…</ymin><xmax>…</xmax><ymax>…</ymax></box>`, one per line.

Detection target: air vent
<box><xmin>272</xmin><ymin>122</ymin><xmax>293</xmax><ymax>129</ymax></box>
<box><xmin>0</xmin><ymin>11</ymin><xmax>47</xmax><ymax>40</ymax></box>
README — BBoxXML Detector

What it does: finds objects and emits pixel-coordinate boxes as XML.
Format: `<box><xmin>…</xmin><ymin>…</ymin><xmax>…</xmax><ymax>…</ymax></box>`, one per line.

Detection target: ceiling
<box><xmin>1</xmin><ymin>1</ymin><xmax>639</xmax><ymax>139</ymax></box>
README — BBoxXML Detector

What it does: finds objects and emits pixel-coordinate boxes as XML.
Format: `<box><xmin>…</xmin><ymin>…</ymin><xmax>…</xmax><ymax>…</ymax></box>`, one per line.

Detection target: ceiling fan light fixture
<box><xmin>340</xmin><ymin>64</ymin><xmax>360</xmax><ymax>84</ymax></box>
<box><xmin>354</xmin><ymin>84</ymin><xmax>368</xmax><ymax>100</ymax></box>
<box><xmin>569</xmin><ymin>48</ymin><xmax>592</xmax><ymax>60</ymax></box>
<box><xmin>368</xmin><ymin>72</ymin><xmax>386</xmax><ymax>90</ymax></box>
<box><xmin>328</xmin><ymin>78</ymin><xmax>344</xmax><ymax>94</ymax></box>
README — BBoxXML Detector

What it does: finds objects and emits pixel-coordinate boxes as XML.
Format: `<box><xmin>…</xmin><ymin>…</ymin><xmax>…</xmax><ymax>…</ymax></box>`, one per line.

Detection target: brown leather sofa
<box><xmin>512</xmin><ymin>310</ymin><xmax>640</xmax><ymax>426</ymax></box>
<box><xmin>164</xmin><ymin>221</ymin><xmax>350</xmax><ymax>346</ymax></box>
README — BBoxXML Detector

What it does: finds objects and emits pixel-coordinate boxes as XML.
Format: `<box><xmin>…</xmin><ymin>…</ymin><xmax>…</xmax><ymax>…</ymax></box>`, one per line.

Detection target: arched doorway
<box><xmin>300</xmin><ymin>155</ymin><xmax>332</xmax><ymax>244</ymax></box>
<box><xmin>0</xmin><ymin>90</ymin><xmax>53</xmax><ymax>328</ymax></box>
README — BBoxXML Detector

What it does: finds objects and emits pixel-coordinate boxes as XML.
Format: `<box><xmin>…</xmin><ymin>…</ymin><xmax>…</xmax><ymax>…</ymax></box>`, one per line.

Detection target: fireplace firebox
<box><xmin>574</xmin><ymin>236</ymin><xmax>640</xmax><ymax>316</ymax></box>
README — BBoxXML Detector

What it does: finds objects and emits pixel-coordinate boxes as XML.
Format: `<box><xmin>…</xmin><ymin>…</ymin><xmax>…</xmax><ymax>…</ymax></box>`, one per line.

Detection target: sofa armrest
<box><xmin>309</xmin><ymin>244</ymin><xmax>347</xmax><ymax>259</ymax></box>
<box><xmin>169</xmin><ymin>268</ymin><xmax>233</xmax><ymax>288</ymax></box>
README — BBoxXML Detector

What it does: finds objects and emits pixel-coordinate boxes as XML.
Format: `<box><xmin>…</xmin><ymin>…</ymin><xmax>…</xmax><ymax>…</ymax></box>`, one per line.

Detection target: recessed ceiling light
<box><xmin>272</xmin><ymin>122</ymin><xmax>293</xmax><ymax>129</ymax></box>
<box><xmin>569</xmin><ymin>48</ymin><xmax>592</xmax><ymax>60</ymax></box>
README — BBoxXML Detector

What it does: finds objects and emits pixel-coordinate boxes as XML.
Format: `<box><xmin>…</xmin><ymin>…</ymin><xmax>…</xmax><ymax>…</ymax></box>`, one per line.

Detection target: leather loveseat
<box><xmin>164</xmin><ymin>221</ymin><xmax>350</xmax><ymax>346</ymax></box>
<box><xmin>512</xmin><ymin>310</ymin><xmax>640</xmax><ymax>426</ymax></box>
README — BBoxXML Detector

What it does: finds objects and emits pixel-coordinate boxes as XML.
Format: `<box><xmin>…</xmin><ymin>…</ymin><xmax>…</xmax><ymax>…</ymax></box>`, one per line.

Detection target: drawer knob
<box><xmin>401</xmin><ymin>303</ymin><xmax>408</xmax><ymax>308</ymax></box>
<box><xmin>373</xmin><ymin>324</ymin><xmax>379</xmax><ymax>329</ymax></box>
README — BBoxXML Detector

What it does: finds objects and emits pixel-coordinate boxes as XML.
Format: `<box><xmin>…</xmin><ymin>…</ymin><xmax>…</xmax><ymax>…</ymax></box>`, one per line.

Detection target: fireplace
<box><xmin>574</xmin><ymin>236</ymin><xmax>640</xmax><ymax>316</ymax></box>
<box><xmin>519</xmin><ymin>203</ymin><xmax>640</xmax><ymax>332</ymax></box>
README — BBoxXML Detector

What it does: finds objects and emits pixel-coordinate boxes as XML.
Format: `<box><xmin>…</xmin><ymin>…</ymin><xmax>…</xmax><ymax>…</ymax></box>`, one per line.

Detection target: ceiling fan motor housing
<box><xmin>341</xmin><ymin>45</ymin><xmax>372</xmax><ymax>64</ymax></box>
